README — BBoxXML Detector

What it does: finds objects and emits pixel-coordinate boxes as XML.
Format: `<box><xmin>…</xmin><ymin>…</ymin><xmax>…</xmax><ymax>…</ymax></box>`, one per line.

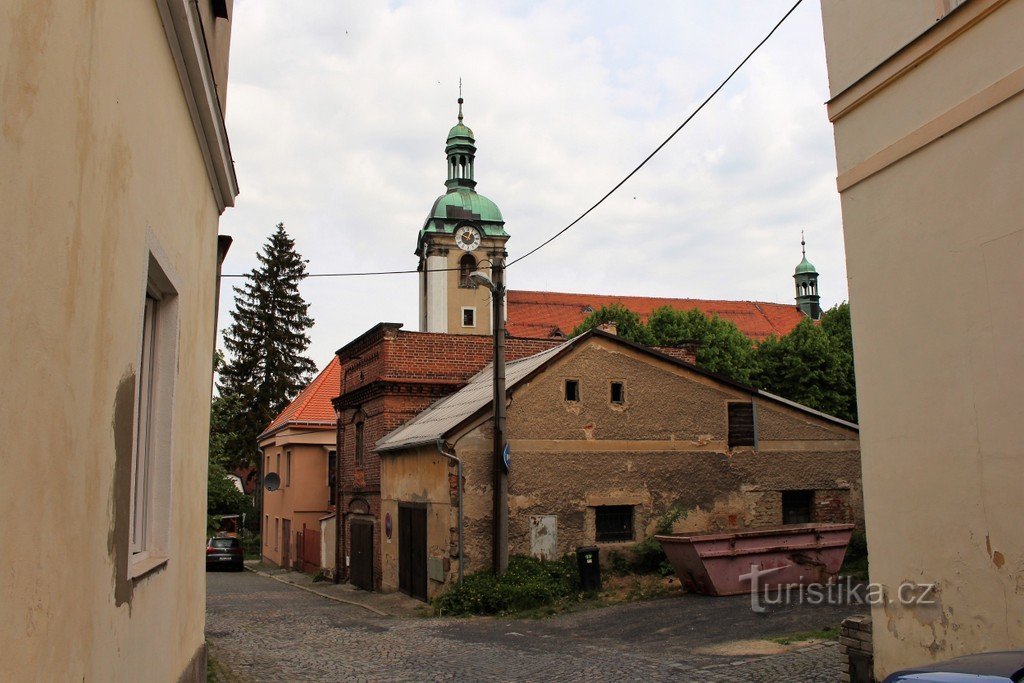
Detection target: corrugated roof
<box><xmin>375</xmin><ymin>338</ymin><xmax>576</xmax><ymax>452</ymax></box>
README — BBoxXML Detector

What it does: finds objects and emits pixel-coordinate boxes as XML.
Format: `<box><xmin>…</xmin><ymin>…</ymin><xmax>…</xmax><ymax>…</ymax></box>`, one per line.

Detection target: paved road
<box><xmin>207</xmin><ymin>570</ymin><xmax>863</xmax><ymax>682</ymax></box>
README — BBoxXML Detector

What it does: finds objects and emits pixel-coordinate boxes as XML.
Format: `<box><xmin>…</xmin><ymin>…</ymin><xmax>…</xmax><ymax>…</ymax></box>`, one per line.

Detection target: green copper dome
<box><xmin>447</xmin><ymin>122</ymin><xmax>474</xmax><ymax>142</ymax></box>
<box><xmin>795</xmin><ymin>254</ymin><xmax>817</xmax><ymax>275</ymax></box>
<box><xmin>429</xmin><ymin>188</ymin><xmax>503</xmax><ymax>223</ymax></box>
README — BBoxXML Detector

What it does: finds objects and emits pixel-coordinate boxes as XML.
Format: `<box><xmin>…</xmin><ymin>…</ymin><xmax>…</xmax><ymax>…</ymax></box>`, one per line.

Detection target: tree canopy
<box><xmin>647</xmin><ymin>306</ymin><xmax>756</xmax><ymax>385</ymax></box>
<box><xmin>570</xmin><ymin>303</ymin><xmax>655</xmax><ymax>345</ymax></box>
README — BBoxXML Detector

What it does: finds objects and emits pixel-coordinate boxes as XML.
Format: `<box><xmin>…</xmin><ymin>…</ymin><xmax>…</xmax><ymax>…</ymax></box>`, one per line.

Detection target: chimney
<box><xmin>596</xmin><ymin>322</ymin><xmax>618</xmax><ymax>336</ymax></box>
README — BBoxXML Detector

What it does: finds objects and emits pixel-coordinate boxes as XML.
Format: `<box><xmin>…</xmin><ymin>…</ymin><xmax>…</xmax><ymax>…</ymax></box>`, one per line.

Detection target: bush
<box><xmin>433</xmin><ymin>555</ymin><xmax>583</xmax><ymax>616</ymax></box>
<box><xmin>628</xmin><ymin>506</ymin><xmax>686</xmax><ymax>576</ymax></box>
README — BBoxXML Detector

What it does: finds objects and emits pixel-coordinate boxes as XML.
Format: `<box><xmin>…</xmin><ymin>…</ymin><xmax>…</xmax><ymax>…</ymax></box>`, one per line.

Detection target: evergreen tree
<box><xmin>647</xmin><ymin>306</ymin><xmax>756</xmax><ymax>384</ymax></box>
<box><xmin>218</xmin><ymin>223</ymin><xmax>317</xmax><ymax>468</ymax></box>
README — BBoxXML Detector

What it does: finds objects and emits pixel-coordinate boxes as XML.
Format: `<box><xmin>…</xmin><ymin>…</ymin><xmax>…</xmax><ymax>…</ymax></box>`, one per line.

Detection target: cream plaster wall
<box><xmin>1</xmin><ymin>1</ymin><xmax>231</xmax><ymax>679</ymax></box>
<box><xmin>821</xmin><ymin>0</ymin><xmax>1024</xmax><ymax>675</ymax></box>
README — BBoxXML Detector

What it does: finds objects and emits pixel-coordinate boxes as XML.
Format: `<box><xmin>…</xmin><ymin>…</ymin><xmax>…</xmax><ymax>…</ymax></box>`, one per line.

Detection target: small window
<box><xmin>610</xmin><ymin>382</ymin><xmax>624</xmax><ymax>404</ymax></box>
<box><xmin>355</xmin><ymin>422</ymin><xmax>365</xmax><ymax>466</ymax></box>
<box><xmin>328</xmin><ymin>450</ymin><xmax>337</xmax><ymax>506</ymax></box>
<box><xmin>595</xmin><ymin>505</ymin><xmax>633</xmax><ymax>542</ymax></box>
<box><xmin>565</xmin><ymin>379</ymin><xmax>580</xmax><ymax>402</ymax></box>
<box><xmin>782</xmin><ymin>490</ymin><xmax>814</xmax><ymax>525</ymax></box>
<box><xmin>462</xmin><ymin>307</ymin><xmax>476</xmax><ymax>327</ymax></box>
<box><xmin>286</xmin><ymin>451</ymin><xmax>292</xmax><ymax>486</ymax></box>
<box><xmin>728</xmin><ymin>402</ymin><xmax>756</xmax><ymax>448</ymax></box>
<box><xmin>459</xmin><ymin>254</ymin><xmax>477</xmax><ymax>288</ymax></box>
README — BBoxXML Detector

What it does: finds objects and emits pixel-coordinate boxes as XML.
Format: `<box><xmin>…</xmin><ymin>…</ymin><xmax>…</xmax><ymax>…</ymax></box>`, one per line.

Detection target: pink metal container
<box><xmin>655</xmin><ymin>523</ymin><xmax>854</xmax><ymax>596</ymax></box>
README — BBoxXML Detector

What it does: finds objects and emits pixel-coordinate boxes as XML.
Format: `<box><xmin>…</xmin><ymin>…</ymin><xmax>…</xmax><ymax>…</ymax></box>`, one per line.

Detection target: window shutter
<box><xmin>728</xmin><ymin>403</ymin><xmax>756</xmax><ymax>448</ymax></box>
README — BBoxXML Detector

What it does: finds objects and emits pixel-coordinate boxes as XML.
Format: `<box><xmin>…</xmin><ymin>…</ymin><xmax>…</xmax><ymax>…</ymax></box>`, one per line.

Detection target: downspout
<box><xmin>435</xmin><ymin>439</ymin><xmax>464</xmax><ymax>583</ymax></box>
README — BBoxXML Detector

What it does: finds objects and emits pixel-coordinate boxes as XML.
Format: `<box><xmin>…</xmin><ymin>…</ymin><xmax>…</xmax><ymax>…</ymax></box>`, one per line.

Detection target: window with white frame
<box><xmin>128</xmin><ymin>254</ymin><xmax>178</xmax><ymax>576</ymax></box>
<box><xmin>461</xmin><ymin>306</ymin><xmax>476</xmax><ymax>328</ymax></box>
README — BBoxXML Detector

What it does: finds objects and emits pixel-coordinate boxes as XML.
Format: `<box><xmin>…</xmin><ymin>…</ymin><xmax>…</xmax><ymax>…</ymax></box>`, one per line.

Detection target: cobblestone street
<box><xmin>207</xmin><ymin>570</ymin><xmax>863</xmax><ymax>682</ymax></box>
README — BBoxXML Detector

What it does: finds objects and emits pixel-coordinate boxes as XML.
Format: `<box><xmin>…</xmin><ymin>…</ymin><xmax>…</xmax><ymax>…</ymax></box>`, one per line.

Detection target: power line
<box><xmin>219</xmin><ymin>0</ymin><xmax>804</xmax><ymax>280</ymax></box>
<box><xmin>507</xmin><ymin>0</ymin><xmax>804</xmax><ymax>268</ymax></box>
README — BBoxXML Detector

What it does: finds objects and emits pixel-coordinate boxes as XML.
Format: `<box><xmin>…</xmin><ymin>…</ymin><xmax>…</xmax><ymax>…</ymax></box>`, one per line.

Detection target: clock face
<box><xmin>455</xmin><ymin>225</ymin><xmax>481</xmax><ymax>252</ymax></box>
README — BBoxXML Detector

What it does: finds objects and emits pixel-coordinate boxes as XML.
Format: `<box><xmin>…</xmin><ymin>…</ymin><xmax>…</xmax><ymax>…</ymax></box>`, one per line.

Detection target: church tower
<box><xmin>794</xmin><ymin>233</ymin><xmax>822</xmax><ymax>320</ymax></box>
<box><xmin>418</xmin><ymin>97</ymin><xmax>509</xmax><ymax>334</ymax></box>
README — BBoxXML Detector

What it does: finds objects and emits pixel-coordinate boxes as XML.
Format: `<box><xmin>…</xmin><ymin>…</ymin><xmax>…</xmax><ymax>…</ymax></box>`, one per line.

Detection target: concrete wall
<box><xmin>820</xmin><ymin>0</ymin><xmax>1024</xmax><ymax>675</ymax></box>
<box><xmin>0</xmin><ymin>1</ymin><xmax>232</xmax><ymax>679</ymax></box>
<box><xmin>260</xmin><ymin>432</ymin><xmax>334</xmax><ymax>568</ymax></box>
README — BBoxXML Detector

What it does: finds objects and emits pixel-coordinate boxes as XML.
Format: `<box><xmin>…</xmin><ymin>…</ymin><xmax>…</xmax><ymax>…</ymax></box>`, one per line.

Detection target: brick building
<box><xmin>376</xmin><ymin>329</ymin><xmax>862</xmax><ymax>601</ymax></box>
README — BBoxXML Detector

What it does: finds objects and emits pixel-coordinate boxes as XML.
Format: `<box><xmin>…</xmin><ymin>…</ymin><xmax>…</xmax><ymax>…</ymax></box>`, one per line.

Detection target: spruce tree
<box><xmin>218</xmin><ymin>223</ymin><xmax>317</xmax><ymax>469</ymax></box>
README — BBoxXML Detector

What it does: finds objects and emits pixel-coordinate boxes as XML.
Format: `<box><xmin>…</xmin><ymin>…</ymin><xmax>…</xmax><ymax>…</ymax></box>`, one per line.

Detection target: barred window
<box><xmin>595</xmin><ymin>505</ymin><xmax>633</xmax><ymax>542</ymax></box>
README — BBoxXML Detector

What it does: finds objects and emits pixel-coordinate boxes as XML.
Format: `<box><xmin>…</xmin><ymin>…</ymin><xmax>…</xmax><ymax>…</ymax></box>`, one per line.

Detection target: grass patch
<box><xmin>432</xmin><ymin>555</ymin><xmax>584</xmax><ymax>617</ymax></box>
<box><xmin>771</xmin><ymin>625</ymin><xmax>840</xmax><ymax>645</ymax></box>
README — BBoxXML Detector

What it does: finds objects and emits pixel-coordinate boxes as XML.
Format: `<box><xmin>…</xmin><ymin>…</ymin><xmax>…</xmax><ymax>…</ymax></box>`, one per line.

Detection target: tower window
<box><xmin>462</xmin><ymin>307</ymin><xmax>476</xmax><ymax>328</ymax></box>
<box><xmin>610</xmin><ymin>382</ymin><xmax>624</xmax><ymax>404</ymax></box>
<box><xmin>459</xmin><ymin>253</ymin><xmax>477</xmax><ymax>288</ymax></box>
<box><xmin>565</xmin><ymin>379</ymin><xmax>580</xmax><ymax>402</ymax></box>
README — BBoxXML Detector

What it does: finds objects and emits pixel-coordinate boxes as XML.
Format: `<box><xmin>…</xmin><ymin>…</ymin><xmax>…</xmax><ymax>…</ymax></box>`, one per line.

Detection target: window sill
<box><xmin>129</xmin><ymin>553</ymin><xmax>169</xmax><ymax>580</ymax></box>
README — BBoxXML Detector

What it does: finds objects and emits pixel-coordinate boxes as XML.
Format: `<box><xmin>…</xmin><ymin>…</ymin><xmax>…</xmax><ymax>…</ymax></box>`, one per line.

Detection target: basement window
<box><xmin>595</xmin><ymin>505</ymin><xmax>634</xmax><ymax>542</ymax></box>
<box><xmin>610</xmin><ymin>382</ymin><xmax>624</xmax><ymax>404</ymax></box>
<box><xmin>727</xmin><ymin>402</ymin><xmax>756</xmax><ymax>449</ymax></box>
<box><xmin>565</xmin><ymin>379</ymin><xmax>580</xmax><ymax>402</ymax></box>
<box><xmin>782</xmin><ymin>490</ymin><xmax>814</xmax><ymax>525</ymax></box>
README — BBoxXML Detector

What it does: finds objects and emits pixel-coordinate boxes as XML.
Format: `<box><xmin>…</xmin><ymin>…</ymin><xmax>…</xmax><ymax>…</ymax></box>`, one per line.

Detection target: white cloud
<box><xmin>219</xmin><ymin>0</ymin><xmax>846</xmax><ymax>369</ymax></box>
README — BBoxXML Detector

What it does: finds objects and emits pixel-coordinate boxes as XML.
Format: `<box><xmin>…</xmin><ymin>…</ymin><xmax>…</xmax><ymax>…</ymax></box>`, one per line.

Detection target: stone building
<box><xmin>1</xmin><ymin>1</ymin><xmax>236</xmax><ymax>680</ymax></box>
<box><xmin>820</xmin><ymin>0</ymin><xmax>1024</xmax><ymax>676</ymax></box>
<box><xmin>375</xmin><ymin>329</ymin><xmax>862</xmax><ymax>601</ymax></box>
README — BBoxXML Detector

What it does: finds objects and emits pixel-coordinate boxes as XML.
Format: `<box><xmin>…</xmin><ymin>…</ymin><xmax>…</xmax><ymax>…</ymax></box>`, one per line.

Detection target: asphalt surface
<box><xmin>206</xmin><ymin>570</ymin><xmax>865</xmax><ymax>682</ymax></box>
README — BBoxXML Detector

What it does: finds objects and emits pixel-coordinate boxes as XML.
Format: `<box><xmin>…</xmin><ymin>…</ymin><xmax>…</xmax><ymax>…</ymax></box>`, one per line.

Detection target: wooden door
<box><xmin>350</xmin><ymin>519</ymin><xmax>374</xmax><ymax>591</ymax></box>
<box><xmin>398</xmin><ymin>505</ymin><xmax>427</xmax><ymax>601</ymax></box>
<box><xmin>281</xmin><ymin>519</ymin><xmax>291</xmax><ymax>569</ymax></box>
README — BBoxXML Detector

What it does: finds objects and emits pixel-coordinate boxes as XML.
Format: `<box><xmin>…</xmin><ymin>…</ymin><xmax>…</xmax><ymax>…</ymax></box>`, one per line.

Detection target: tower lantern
<box><xmin>794</xmin><ymin>233</ymin><xmax>821</xmax><ymax>320</ymax></box>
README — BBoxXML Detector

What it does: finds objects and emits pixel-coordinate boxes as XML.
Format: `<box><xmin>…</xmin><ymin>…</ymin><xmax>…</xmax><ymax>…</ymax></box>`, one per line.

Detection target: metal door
<box><xmin>350</xmin><ymin>519</ymin><xmax>374</xmax><ymax>591</ymax></box>
<box><xmin>398</xmin><ymin>505</ymin><xmax>427</xmax><ymax>601</ymax></box>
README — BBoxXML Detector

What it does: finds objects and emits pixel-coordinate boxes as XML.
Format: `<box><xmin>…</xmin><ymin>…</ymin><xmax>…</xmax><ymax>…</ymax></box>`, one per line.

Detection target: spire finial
<box><xmin>801</xmin><ymin>230</ymin><xmax>806</xmax><ymax>257</ymax></box>
<box><xmin>457</xmin><ymin>78</ymin><xmax>464</xmax><ymax>123</ymax></box>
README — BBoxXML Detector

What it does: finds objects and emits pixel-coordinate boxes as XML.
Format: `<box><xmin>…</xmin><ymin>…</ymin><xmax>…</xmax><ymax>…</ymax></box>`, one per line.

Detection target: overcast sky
<box><xmin>218</xmin><ymin>0</ymin><xmax>845</xmax><ymax>371</ymax></box>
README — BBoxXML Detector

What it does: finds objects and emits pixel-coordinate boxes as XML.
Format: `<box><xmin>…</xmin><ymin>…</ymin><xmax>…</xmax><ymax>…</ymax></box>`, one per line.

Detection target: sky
<box><xmin>218</xmin><ymin>0</ymin><xmax>845</xmax><ymax>371</ymax></box>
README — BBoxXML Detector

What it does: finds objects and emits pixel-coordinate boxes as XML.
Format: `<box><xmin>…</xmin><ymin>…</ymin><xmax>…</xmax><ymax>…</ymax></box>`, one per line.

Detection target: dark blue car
<box><xmin>883</xmin><ymin>651</ymin><xmax>1024</xmax><ymax>683</ymax></box>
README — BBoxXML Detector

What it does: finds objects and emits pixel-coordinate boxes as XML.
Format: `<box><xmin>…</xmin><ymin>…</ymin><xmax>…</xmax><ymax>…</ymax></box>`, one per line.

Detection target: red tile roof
<box><xmin>506</xmin><ymin>290</ymin><xmax>806</xmax><ymax>342</ymax></box>
<box><xmin>261</xmin><ymin>358</ymin><xmax>340</xmax><ymax>438</ymax></box>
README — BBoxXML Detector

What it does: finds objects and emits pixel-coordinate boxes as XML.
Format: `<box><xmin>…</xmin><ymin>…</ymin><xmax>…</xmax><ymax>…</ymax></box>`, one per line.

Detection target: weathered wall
<box><xmin>380</xmin><ymin>446</ymin><xmax>456</xmax><ymax>599</ymax></box>
<box><xmin>0</xmin><ymin>1</ymin><xmax>230</xmax><ymax>680</ymax></box>
<box><xmin>821</xmin><ymin>0</ymin><xmax>1024</xmax><ymax>675</ymax></box>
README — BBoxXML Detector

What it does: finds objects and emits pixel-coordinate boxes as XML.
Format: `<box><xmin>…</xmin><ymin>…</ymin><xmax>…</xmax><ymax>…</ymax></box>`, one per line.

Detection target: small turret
<box><xmin>794</xmin><ymin>233</ymin><xmax>821</xmax><ymax>320</ymax></box>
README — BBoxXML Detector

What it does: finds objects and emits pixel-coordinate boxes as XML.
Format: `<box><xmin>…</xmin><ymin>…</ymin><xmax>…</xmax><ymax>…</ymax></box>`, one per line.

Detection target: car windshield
<box><xmin>210</xmin><ymin>538</ymin><xmax>239</xmax><ymax>549</ymax></box>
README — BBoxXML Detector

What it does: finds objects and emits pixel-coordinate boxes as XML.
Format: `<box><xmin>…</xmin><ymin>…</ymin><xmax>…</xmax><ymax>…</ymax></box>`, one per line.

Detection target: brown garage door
<box><xmin>350</xmin><ymin>519</ymin><xmax>374</xmax><ymax>591</ymax></box>
<box><xmin>398</xmin><ymin>505</ymin><xmax>427</xmax><ymax>601</ymax></box>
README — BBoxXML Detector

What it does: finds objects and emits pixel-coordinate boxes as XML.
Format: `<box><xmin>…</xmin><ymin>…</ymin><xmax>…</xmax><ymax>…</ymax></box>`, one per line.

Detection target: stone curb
<box><xmin>245</xmin><ymin>566</ymin><xmax>392</xmax><ymax>617</ymax></box>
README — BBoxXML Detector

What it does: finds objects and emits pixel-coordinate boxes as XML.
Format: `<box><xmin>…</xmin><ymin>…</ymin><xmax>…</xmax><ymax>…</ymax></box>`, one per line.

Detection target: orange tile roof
<box><xmin>506</xmin><ymin>290</ymin><xmax>806</xmax><ymax>342</ymax></box>
<box><xmin>261</xmin><ymin>358</ymin><xmax>340</xmax><ymax>438</ymax></box>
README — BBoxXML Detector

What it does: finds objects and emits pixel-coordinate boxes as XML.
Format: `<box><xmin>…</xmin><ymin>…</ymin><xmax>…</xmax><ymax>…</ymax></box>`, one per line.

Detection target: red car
<box><xmin>206</xmin><ymin>537</ymin><xmax>244</xmax><ymax>571</ymax></box>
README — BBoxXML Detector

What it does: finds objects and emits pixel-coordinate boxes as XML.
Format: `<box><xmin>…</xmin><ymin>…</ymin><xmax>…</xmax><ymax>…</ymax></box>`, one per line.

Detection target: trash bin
<box><xmin>576</xmin><ymin>545</ymin><xmax>601</xmax><ymax>592</ymax></box>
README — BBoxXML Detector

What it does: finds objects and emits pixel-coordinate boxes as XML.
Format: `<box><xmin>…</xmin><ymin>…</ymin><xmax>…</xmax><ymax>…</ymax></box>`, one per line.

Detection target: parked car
<box><xmin>883</xmin><ymin>650</ymin><xmax>1024</xmax><ymax>682</ymax></box>
<box><xmin>206</xmin><ymin>536</ymin><xmax>244</xmax><ymax>571</ymax></box>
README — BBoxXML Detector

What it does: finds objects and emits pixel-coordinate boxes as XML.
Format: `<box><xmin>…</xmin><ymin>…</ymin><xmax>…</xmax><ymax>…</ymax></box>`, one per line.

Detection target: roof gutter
<box><xmin>435</xmin><ymin>439</ymin><xmax>464</xmax><ymax>583</ymax></box>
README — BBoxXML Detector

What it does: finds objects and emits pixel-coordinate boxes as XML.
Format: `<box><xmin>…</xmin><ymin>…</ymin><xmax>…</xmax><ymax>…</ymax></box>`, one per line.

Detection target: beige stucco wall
<box><xmin>0</xmin><ymin>1</ymin><xmax>232</xmax><ymax>680</ymax></box>
<box><xmin>379</xmin><ymin>446</ymin><xmax>455</xmax><ymax>598</ymax></box>
<box><xmin>259</xmin><ymin>433</ymin><xmax>334</xmax><ymax>567</ymax></box>
<box><xmin>821</xmin><ymin>0</ymin><xmax>1024</xmax><ymax>675</ymax></box>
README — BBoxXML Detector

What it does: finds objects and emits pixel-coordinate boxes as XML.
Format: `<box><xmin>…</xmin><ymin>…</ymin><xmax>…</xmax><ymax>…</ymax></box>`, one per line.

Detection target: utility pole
<box><xmin>491</xmin><ymin>258</ymin><xmax>508</xmax><ymax>574</ymax></box>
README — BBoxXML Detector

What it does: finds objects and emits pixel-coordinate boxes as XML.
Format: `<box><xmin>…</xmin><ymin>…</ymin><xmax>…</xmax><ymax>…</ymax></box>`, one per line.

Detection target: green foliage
<box><xmin>570</xmin><ymin>303</ymin><xmax>655</xmax><ymax>346</ymax></box>
<box><xmin>647</xmin><ymin>307</ymin><xmax>756</xmax><ymax>384</ymax></box>
<box><xmin>432</xmin><ymin>555</ymin><xmax>583</xmax><ymax>616</ymax></box>
<box><xmin>753</xmin><ymin>316</ymin><xmax>855</xmax><ymax>422</ymax></box>
<box><xmin>842</xmin><ymin>529</ymin><xmax>869</xmax><ymax>580</ymax></box>
<box><xmin>819</xmin><ymin>302</ymin><xmax>857</xmax><ymax>422</ymax></box>
<box><xmin>629</xmin><ymin>506</ymin><xmax>686</xmax><ymax>576</ymax></box>
<box><xmin>208</xmin><ymin>387</ymin><xmax>252</xmax><ymax>530</ymax></box>
<box><xmin>218</xmin><ymin>223</ymin><xmax>318</xmax><ymax>472</ymax></box>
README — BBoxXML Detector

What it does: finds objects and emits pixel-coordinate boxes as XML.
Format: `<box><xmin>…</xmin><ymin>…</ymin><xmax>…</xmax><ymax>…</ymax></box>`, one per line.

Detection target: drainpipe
<box><xmin>436</xmin><ymin>439</ymin><xmax>464</xmax><ymax>583</ymax></box>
